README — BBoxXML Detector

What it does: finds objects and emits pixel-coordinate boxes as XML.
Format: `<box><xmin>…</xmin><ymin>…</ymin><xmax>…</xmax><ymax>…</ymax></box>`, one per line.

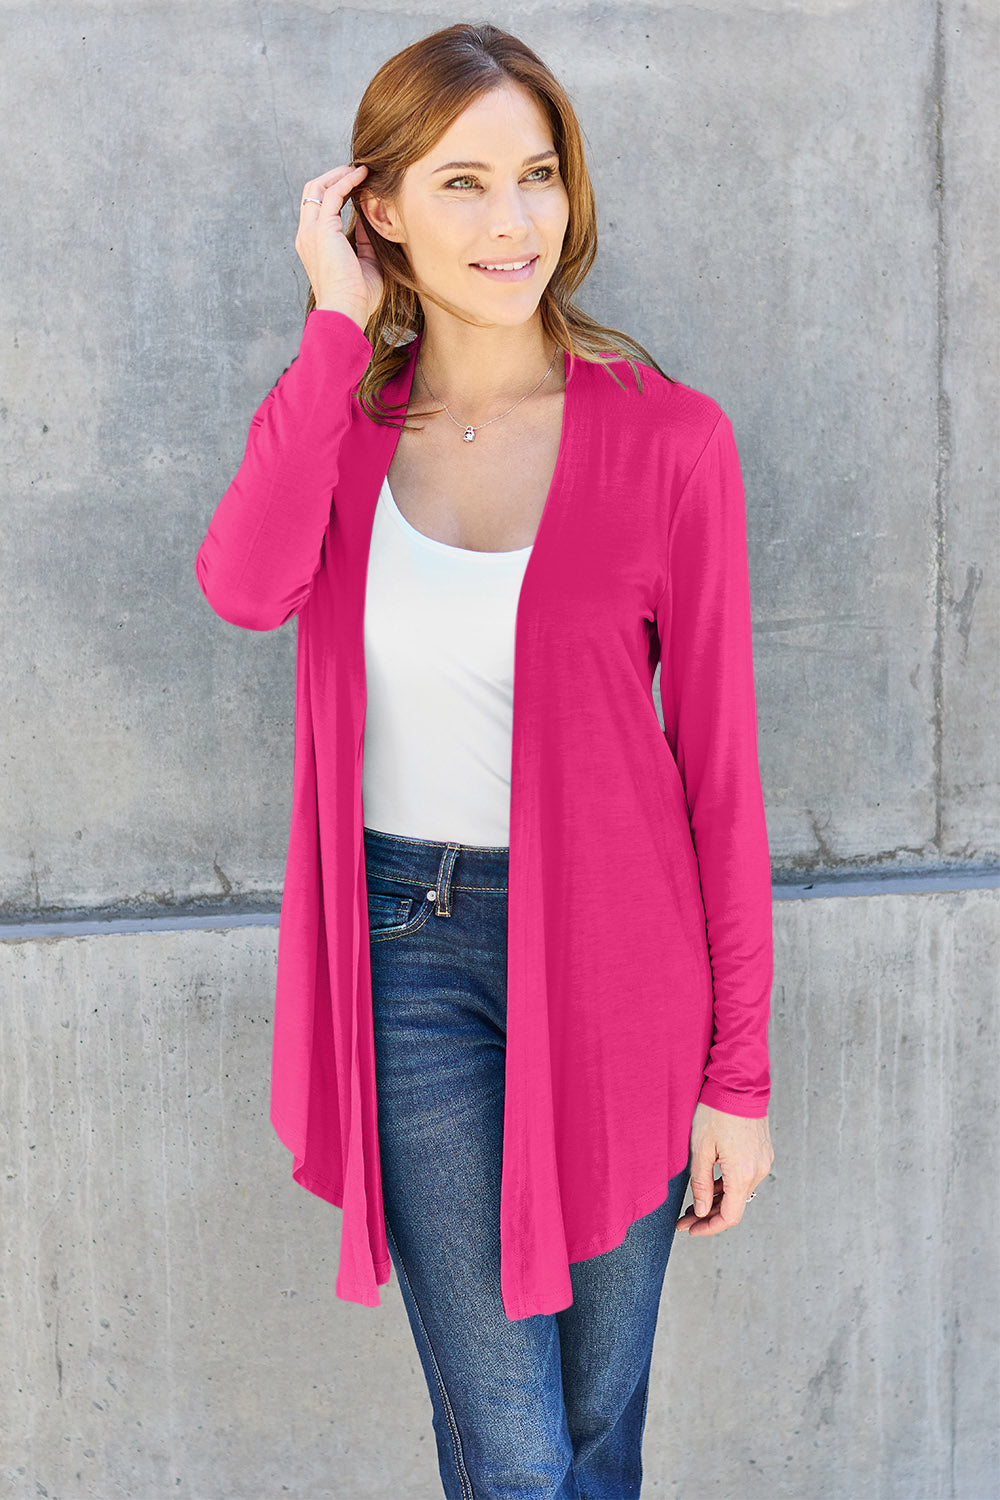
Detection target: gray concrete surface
<box><xmin>0</xmin><ymin>0</ymin><xmax>996</xmax><ymax>915</ymax></box>
<box><xmin>941</xmin><ymin>0</ymin><xmax>1000</xmax><ymax>854</ymax></box>
<box><xmin>2</xmin><ymin>890</ymin><xmax>997</xmax><ymax>1499</ymax></box>
<box><xmin>1</xmin><ymin>0</ymin><xmax>997</xmax><ymax>1496</ymax></box>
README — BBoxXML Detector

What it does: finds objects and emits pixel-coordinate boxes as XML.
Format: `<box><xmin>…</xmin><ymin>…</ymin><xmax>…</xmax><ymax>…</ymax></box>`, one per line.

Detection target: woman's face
<box><xmin>365</xmin><ymin>81</ymin><xmax>570</xmax><ymax>327</ymax></box>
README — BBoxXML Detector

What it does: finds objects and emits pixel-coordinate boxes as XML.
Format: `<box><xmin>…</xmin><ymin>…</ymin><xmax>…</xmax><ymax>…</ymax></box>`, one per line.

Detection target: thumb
<box><xmin>689</xmin><ymin>1155</ymin><xmax>717</xmax><ymax>1217</ymax></box>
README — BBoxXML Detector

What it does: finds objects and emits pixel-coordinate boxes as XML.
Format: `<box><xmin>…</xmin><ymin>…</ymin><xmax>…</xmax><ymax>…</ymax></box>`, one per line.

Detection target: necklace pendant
<box><xmin>463</xmin><ymin>426</ymin><xmax>476</xmax><ymax>442</ymax></box>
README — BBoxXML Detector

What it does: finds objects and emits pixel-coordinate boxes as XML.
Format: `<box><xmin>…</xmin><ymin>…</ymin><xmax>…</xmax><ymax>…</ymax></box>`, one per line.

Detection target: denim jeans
<box><xmin>363</xmin><ymin>825</ymin><xmax>692</xmax><ymax>1500</ymax></box>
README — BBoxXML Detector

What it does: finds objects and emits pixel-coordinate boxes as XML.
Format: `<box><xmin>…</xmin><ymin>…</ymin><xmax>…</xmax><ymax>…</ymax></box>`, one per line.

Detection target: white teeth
<box><xmin>476</xmin><ymin>258</ymin><xmax>533</xmax><ymax>271</ymax></box>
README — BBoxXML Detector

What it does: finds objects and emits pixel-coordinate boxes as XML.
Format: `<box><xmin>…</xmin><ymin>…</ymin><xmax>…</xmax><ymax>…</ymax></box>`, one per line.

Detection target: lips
<box><xmin>470</xmin><ymin>255</ymin><xmax>539</xmax><ymax>282</ymax></box>
<box><xmin>471</xmin><ymin>255</ymin><xmax>538</xmax><ymax>269</ymax></box>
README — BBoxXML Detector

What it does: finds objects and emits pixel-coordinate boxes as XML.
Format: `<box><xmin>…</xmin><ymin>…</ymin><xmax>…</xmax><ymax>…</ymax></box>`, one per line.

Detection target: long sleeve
<box><xmin>195</xmin><ymin>308</ymin><xmax>374</xmax><ymax>631</ymax></box>
<box><xmin>655</xmin><ymin>412</ymin><xmax>773</xmax><ymax>1116</ymax></box>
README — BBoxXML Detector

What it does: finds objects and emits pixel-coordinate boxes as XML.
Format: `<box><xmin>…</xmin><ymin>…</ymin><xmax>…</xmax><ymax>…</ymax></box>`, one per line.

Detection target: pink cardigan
<box><xmin>195</xmin><ymin>308</ymin><xmax>773</xmax><ymax>1321</ymax></box>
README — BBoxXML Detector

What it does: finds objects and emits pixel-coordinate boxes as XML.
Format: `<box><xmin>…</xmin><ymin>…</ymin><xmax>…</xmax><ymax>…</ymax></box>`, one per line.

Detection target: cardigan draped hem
<box><xmin>273</xmin><ymin>1093</ymin><xmax>691</xmax><ymax>1318</ymax></box>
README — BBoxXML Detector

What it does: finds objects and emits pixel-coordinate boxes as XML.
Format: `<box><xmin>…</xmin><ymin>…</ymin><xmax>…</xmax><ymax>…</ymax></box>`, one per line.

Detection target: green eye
<box><xmin>445</xmin><ymin>166</ymin><xmax>557</xmax><ymax>191</ymax></box>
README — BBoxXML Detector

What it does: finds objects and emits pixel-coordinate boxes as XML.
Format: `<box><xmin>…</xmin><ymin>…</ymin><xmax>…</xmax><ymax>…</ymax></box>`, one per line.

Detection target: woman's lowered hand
<box><xmin>675</xmin><ymin>1102</ymin><xmax>774</xmax><ymax>1236</ymax></box>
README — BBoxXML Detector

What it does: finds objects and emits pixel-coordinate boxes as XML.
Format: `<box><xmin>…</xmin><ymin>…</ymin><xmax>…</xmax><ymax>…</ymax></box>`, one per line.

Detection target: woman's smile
<box><xmin>470</xmin><ymin>254</ymin><xmax>539</xmax><ymax>282</ymax></box>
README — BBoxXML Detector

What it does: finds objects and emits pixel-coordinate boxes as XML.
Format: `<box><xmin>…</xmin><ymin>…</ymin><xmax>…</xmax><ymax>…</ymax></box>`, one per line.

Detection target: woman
<box><xmin>196</xmin><ymin>21</ymin><xmax>774</xmax><ymax>1499</ymax></box>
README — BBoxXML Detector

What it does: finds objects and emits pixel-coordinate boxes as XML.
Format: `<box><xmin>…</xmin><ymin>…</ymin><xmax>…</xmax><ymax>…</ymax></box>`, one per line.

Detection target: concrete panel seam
<box><xmin>932</xmin><ymin>0</ymin><xmax>952</xmax><ymax>856</ymax></box>
<box><xmin>2</xmin><ymin>872</ymin><xmax>1000</xmax><ymax>941</ymax></box>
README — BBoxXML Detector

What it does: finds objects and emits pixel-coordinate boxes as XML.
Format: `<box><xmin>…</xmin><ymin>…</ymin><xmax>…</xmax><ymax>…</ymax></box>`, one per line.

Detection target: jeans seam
<box><xmin>367</xmin><ymin>877</ymin><xmax>509</xmax><ymax>893</ymax></box>
<box><xmin>385</xmin><ymin>1214</ymin><xmax>475</xmax><ymax>1500</ymax></box>
<box><xmin>638</xmin><ymin>1367</ymin><xmax>651</xmax><ymax>1443</ymax></box>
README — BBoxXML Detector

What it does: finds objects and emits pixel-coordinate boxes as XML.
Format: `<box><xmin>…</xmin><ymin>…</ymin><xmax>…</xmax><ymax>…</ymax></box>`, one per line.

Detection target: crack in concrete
<box><xmin>252</xmin><ymin>1</ymin><xmax>294</xmax><ymax>212</ymax></box>
<box><xmin>948</xmin><ymin>563</ymin><xmax>984</xmax><ymax>662</ymax></box>
<box><xmin>212</xmin><ymin>856</ymin><xmax>233</xmax><ymax>898</ymax></box>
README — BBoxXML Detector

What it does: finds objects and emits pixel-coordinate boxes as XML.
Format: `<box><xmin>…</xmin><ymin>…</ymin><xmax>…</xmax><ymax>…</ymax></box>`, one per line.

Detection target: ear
<box><xmin>359</xmin><ymin>191</ymin><xmax>402</xmax><ymax>245</ymax></box>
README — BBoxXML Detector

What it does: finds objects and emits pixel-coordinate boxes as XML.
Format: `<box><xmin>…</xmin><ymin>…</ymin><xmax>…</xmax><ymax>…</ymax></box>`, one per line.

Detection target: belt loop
<box><xmin>433</xmin><ymin>843</ymin><xmax>461</xmax><ymax>917</ymax></box>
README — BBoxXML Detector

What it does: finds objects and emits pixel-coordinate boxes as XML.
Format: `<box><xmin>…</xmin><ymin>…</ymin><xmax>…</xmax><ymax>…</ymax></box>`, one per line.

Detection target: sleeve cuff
<box><xmin>696</xmin><ymin>1078</ymin><xmax>770</xmax><ymax>1118</ymax></box>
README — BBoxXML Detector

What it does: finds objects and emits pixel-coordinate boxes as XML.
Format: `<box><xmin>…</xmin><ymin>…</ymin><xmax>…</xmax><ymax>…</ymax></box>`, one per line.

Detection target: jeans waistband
<box><xmin>363</xmin><ymin>825</ymin><xmax>509</xmax><ymax>916</ymax></box>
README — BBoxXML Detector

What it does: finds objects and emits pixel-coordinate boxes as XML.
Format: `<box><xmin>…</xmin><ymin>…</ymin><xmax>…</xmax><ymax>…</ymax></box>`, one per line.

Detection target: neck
<box><xmin>412</xmin><ymin>319</ymin><xmax>563</xmax><ymax>418</ymax></box>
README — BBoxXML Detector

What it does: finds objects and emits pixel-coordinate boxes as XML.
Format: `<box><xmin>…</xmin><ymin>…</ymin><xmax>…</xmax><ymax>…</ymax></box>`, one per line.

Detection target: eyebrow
<box><xmin>431</xmin><ymin>150</ymin><xmax>558</xmax><ymax>175</ymax></box>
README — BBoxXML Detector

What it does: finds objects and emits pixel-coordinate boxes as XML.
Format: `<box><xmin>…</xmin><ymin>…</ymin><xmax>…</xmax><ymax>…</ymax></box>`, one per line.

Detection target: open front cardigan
<box><xmin>195</xmin><ymin>307</ymin><xmax>773</xmax><ymax>1322</ymax></box>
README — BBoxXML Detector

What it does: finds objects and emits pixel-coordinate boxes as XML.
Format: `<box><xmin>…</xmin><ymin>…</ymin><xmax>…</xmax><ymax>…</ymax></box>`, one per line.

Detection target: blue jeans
<box><xmin>364</xmin><ymin>825</ymin><xmax>692</xmax><ymax>1500</ymax></box>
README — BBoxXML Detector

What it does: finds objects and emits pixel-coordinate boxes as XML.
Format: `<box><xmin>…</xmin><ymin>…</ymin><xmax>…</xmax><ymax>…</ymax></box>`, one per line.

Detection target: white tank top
<box><xmin>362</xmin><ymin>473</ymin><xmax>533</xmax><ymax>847</ymax></box>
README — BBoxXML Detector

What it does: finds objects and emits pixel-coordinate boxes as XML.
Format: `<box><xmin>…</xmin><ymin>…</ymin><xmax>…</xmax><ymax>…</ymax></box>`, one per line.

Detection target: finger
<box><xmin>675</xmin><ymin>1173</ymin><xmax>722</xmax><ymax>1231</ymax></box>
<box><xmin>686</xmin><ymin>1182</ymin><xmax>734</xmax><ymax>1235</ymax></box>
<box><xmin>688</xmin><ymin>1161</ymin><xmax>722</xmax><ymax>1219</ymax></box>
<box><xmin>306</xmin><ymin>162</ymin><xmax>367</xmax><ymax>193</ymax></box>
<box><xmin>680</xmin><ymin>1200</ymin><xmax>725</xmax><ymax>1235</ymax></box>
<box><xmin>300</xmin><ymin>164</ymin><xmax>367</xmax><ymax>214</ymax></box>
<box><xmin>686</xmin><ymin>1211</ymin><xmax>726</xmax><ymax>1236</ymax></box>
<box><xmin>318</xmin><ymin>168</ymin><xmax>369</xmax><ymax>226</ymax></box>
<box><xmin>704</xmin><ymin>1173</ymin><xmax>750</xmax><ymax>1234</ymax></box>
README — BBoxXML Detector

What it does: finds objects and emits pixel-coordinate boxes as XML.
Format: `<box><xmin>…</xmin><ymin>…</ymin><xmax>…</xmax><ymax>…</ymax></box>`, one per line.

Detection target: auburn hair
<box><xmin>304</xmin><ymin>21</ymin><xmax>674</xmax><ymax>429</ymax></box>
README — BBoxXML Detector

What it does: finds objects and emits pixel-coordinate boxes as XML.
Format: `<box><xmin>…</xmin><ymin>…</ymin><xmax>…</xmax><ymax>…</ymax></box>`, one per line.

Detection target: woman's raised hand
<box><xmin>294</xmin><ymin>164</ymin><xmax>383</xmax><ymax>331</ymax></box>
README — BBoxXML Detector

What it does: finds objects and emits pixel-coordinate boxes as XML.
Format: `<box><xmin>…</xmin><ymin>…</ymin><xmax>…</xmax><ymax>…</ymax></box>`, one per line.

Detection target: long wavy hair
<box><xmin>303</xmin><ymin>21</ymin><xmax>673</xmax><ymax>430</ymax></box>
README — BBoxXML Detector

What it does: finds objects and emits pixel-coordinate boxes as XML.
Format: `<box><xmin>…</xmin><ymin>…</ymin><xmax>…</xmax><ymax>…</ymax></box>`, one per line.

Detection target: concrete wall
<box><xmin>3</xmin><ymin>892</ymin><xmax>997</xmax><ymax>1498</ymax></box>
<box><xmin>2</xmin><ymin>2</ymin><xmax>997</xmax><ymax>1496</ymax></box>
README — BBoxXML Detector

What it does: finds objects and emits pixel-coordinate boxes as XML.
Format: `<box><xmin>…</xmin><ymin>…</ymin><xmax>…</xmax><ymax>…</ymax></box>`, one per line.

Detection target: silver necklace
<box><xmin>416</xmin><ymin>345</ymin><xmax>560</xmax><ymax>442</ymax></box>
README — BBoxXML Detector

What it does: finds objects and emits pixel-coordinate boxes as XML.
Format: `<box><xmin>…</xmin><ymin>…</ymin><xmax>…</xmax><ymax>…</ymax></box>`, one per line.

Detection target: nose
<box><xmin>484</xmin><ymin>180</ymin><xmax>533</xmax><ymax>237</ymax></box>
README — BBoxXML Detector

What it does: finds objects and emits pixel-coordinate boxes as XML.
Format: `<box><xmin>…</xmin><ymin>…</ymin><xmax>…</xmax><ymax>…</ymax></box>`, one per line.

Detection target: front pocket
<box><xmin>365</xmin><ymin>881</ymin><xmax>436</xmax><ymax>944</ymax></box>
<box><xmin>367</xmin><ymin>891</ymin><xmax>415</xmax><ymax>934</ymax></box>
